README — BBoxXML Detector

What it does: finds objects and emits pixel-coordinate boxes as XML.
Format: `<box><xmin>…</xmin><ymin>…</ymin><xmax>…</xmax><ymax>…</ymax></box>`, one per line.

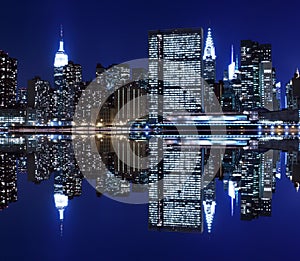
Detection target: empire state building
<box><xmin>54</xmin><ymin>25</ymin><xmax>68</xmax><ymax>88</ymax></box>
<box><xmin>53</xmin><ymin>25</ymin><xmax>70</xmax><ymax>121</ymax></box>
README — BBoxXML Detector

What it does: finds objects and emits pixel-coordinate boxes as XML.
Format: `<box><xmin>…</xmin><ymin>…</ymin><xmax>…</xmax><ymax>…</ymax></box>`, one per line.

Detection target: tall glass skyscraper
<box><xmin>148</xmin><ymin>28</ymin><xmax>203</xmax><ymax>124</ymax></box>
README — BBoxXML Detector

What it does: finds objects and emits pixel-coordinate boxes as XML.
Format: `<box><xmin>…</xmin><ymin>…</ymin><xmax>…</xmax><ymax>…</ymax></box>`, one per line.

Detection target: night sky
<box><xmin>1</xmin><ymin>0</ymin><xmax>299</xmax><ymax>87</ymax></box>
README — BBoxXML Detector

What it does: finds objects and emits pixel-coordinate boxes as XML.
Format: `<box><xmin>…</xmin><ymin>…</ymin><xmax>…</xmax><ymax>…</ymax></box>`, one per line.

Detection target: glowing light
<box><xmin>228</xmin><ymin>45</ymin><xmax>236</xmax><ymax>80</ymax></box>
<box><xmin>54</xmin><ymin>193</ymin><xmax>68</xmax><ymax>220</ymax></box>
<box><xmin>203</xmin><ymin>201</ymin><xmax>216</xmax><ymax>233</ymax></box>
<box><xmin>54</xmin><ymin>26</ymin><xmax>68</xmax><ymax>68</ymax></box>
<box><xmin>203</xmin><ymin>28</ymin><xmax>216</xmax><ymax>60</ymax></box>
<box><xmin>54</xmin><ymin>50</ymin><xmax>68</xmax><ymax>68</ymax></box>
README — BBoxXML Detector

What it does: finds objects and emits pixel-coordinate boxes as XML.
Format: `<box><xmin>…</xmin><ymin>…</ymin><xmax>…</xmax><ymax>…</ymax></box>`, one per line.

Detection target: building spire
<box><xmin>296</xmin><ymin>68</ymin><xmax>300</xmax><ymax>78</ymax></box>
<box><xmin>228</xmin><ymin>180</ymin><xmax>236</xmax><ymax>216</ymax></box>
<box><xmin>203</xmin><ymin>28</ymin><xmax>216</xmax><ymax>60</ymax></box>
<box><xmin>58</xmin><ymin>25</ymin><xmax>64</xmax><ymax>52</ymax></box>
<box><xmin>228</xmin><ymin>45</ymin><xmax>236</xmax><ymax>80</ymax></box>
<box><xmin>54</xmin><ymin>192</ymin><xmax>68</xmax><ymax>237</ymax></box>
<box><xmin>54</xmin><ymin>25</ymin><xmax>68</xmax><ymax>67</ymax></box>
<box><xmin>203</xmin><ymin>201</ymin><xmax>216</xmax><ymax>233</ymax></box>
<box><xmin>60</xmin><ymin>220</ymin><xmax>64</xmax><ymax>237</ymax></box>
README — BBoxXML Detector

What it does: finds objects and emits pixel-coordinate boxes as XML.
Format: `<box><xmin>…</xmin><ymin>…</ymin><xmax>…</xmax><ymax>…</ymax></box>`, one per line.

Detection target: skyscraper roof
<box><xmin>203</xmin><ymin>28</ymin><xmax>216</xmax><ymax>60</ymax></box>
<box><xmin>54</xmin><ymin>25</ymin><xmax>68</xmax><ymax>68</ymax></box>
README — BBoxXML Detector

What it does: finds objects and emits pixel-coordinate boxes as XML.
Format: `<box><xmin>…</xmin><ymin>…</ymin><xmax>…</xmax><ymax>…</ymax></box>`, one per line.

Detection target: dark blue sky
<box><xmin>1</xmin><ymin>0</ymin><xmax>299</xmax><ymax>87</ymax></box>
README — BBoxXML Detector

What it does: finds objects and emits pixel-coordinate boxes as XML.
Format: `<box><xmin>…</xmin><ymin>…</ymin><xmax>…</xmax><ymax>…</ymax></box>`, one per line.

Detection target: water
<box><xmin>0</xmin><ymin>134</ymin><xmax>299</xmax><ymax>260</ymax></box>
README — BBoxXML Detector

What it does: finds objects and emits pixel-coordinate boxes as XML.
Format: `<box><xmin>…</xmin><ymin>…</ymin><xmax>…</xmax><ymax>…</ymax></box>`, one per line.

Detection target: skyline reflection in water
<box><xmin>0</xmin><ymin>134</ymin><xmax>299</xmax><ymax>236</ymax></box>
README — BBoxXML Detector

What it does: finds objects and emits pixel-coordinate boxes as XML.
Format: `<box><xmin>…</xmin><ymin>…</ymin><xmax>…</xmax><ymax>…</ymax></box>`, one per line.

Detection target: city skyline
<box><xmin>1</xmin><ymin>1</ymin><xmax>300</xmax><ymax>259</ymax></box>
<box><xmin>0</xmin><ymin>25</ymin><xmax>296</xmax><ymax>91</ymax></box>
<box><xmin>1</xmin><ymin>134</ymin><xmax>299</xmax><ymax>235</ymax></box>
<box><xmin>0</xmin><ymin>25</ymin><xmax>295</xmax><ymax>114</ymax></box>
<box><xmin>1</xmin><ymin>0</ymin><xmax>300</xmax><ymax>88</ymax></box>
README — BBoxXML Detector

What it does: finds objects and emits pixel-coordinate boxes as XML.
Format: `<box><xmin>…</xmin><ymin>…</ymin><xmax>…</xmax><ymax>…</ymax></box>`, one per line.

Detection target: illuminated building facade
<box><xmin>148</xmin><ymin>138</ymin><xmax>203</xmax><ymax>232</ymax></box>
<box><xmin>63</xmin><ymin>61</ymin><xmax>83</xmax><ymax>116</ymax></box>
<box><xmin>203</xmin><ymin>180</ymin><xmax>216</xmax><ymax>233</ymax></box>
<box><xmin>228</xmin><ymin>45</ymin><xmax>237</xmax><ymax>81</ymax></box>
<box><xmin>53</xmin><ymin>26</ymin><xmax>69</xmax><ymax>121</ymax></box>
<box><xmin>148</xmin><ymin>28</ymin><xmax>203</xmax><ymax>124</ymax></box>
<box><xmin>17</xmin><ymin>87</ymin><xmax>27</xmax><ymax>108</ymax></box>
<box><xmin>203</xmin><ymin>28</ymin><xmax>216</xmax><ymax>83</ymax></box>
<box><xmin>259</xmin><ymin>62</ymin><xmax>275</xmax><ymax>111</ymax></box>
<box><xmin>240</xmin><ymin>41</ymin><xmax>272</xmax><ymax>110</ymax></box>
<box><xmin>27</xmin><ymin>76</ymin><xmax>52</xmax><ymax>124</ymax></box>
<box><xmin>285</xmin><ymin>69</ymin><xmax>300</xmax><ymax>110</ymax></box>
<box><xmin>0</xmin><ymin>152</ymin><xmax>17</xmax><ymax>210</ymax></box>
<box><xmin>0</xmin><ymin>50</ymin><xmax>17</xmax><ymax>108</ymax></box>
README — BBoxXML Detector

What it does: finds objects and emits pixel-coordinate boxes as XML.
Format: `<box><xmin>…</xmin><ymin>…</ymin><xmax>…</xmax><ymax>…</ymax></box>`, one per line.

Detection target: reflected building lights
<box><xmin>0</xmin><ymin>135</ymin><xmax>299</xmax><ymax>234</ymax></box>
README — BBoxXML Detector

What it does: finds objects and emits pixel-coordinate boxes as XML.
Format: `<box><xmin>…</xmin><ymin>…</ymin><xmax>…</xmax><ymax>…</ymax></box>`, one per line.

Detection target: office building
<box><xmin>240</xmin><ymin>41</ymin><xmax>272</xmax><ymax>110</ymax></box>
<box><xmin>148</xmin><ymin>138</ymin><xmax>203</xmax><ymax>232</ymax></box>
<box><xmin>27</xmin><ymin>76</ymin><xmax>52</xmax><ymax>124</ymax></box>
<box><xmin>0</xmin><ymin>50</ymin><xmax>17</xmax><ymax>108</ymax></box>
<box><xmin>148</xmin><ymin>28</ymin><xmax>203</xmax><ymax>124</ymax></box>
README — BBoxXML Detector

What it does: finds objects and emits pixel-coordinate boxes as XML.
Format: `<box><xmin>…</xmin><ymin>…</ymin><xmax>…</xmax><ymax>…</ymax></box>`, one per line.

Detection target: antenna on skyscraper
<box><xmin>60</xmin><ymin>220</ymin><xmax>64</xmax><ymax>237</ymax></box>
<box><xmin>60</xmin><ymin>24</ymin><xmax>64</xmax><ymax>39</ymax></box>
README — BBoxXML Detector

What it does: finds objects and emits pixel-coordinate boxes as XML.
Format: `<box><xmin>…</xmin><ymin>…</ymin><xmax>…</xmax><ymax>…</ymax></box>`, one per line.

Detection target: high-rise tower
<box><xmin>53</xmin><ymin>25</ymin><xmax>70</xmax><ymax>121</ymax></box>
<box><xmin>54</xmin><ymin>173</ymin><xmax>69</xmax><ymax>236</ymax></box>
<box><xmin>203</xmin><ymin>28</ymin><xmax>216</xmax><ymax>83</ymax></box>
<box><xmin>0</xmin><ymin>51</ymin><xmax>17</xmax><ymax>108</ymax></box>
<box><xmin>54</xmin><ymin>25</ymin><xmax>68</xmax><ymax>76</ymax></box>
<box><xmin>240</xmin><ymin>40</ymin><xmax>272</xmax><ymax>110</ymax></box>
<box><xmin>148</xmin><ymin>28</ymin><xmax>203</xmax><ymax>124</ymax></box>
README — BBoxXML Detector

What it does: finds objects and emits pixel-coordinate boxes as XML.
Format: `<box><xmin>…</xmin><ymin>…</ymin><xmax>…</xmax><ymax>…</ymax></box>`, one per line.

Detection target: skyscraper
<box><xmin>27</xmin><ymin>76</ymin><xmax>52</xmax><ymax>124</ymax></box>
<box><xmin>54</xmin><ymin>173</ymin><xmax>69</xmax><ymax>236</ymax></box>
<box><xmin>95</xmin><ymin>63</ymin><xmax>131</xmax><ymax>125</ymax></box>
<box><xmin>240</xmin><ymin>41</ymin><xmax>272</xmax><ymax>110</ymax></box>
<box><xmin>54</xmin><ymin>25</ymin><xmax>69</xmax><ymax>88</ymax></box>
<box><xmin>17</xmin><ymin>87</ymin><xmax>27</xmax><ymax>108</ymax></box>
<box><xmin>53</xmin><ymin>25</ymin><xmax>69</xmax><ymax>121</ymax></box>
<box><xmin>286</xmin><ymin>69</ymin><xmax>300</xmax><ymax>110</ymax></box>
<box><xmin>0</xmin><ymin>152</ymin><xmax>17</xmax><ymax>210</ymax></box>
<box><xmin>259</xmin><ymin>61</ymin><xmax>274</xmax><ymax>110</ymax></box>
<box><xmin>0</xmin><ymin>50</ymin><xmax>17</xmax><ymax>108</ymax></box>
<box><xmin>203</xmin><ymin>28</ymin><xmax>216</xmax><ymax>83</ymax></box>
<box><xmin>148</xmin><ymin>28</ymin><xmax>203</xmax><ymax>124</ymax></box>
<box><xmin>63</xmin><ymin>61</ymin><xmax>83</xmax><ymax>116</ymax></box>
<box><xmin>148</xmin><ymin>138</ymin><xmax>203</xmax><ymax>232</ymax></box>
